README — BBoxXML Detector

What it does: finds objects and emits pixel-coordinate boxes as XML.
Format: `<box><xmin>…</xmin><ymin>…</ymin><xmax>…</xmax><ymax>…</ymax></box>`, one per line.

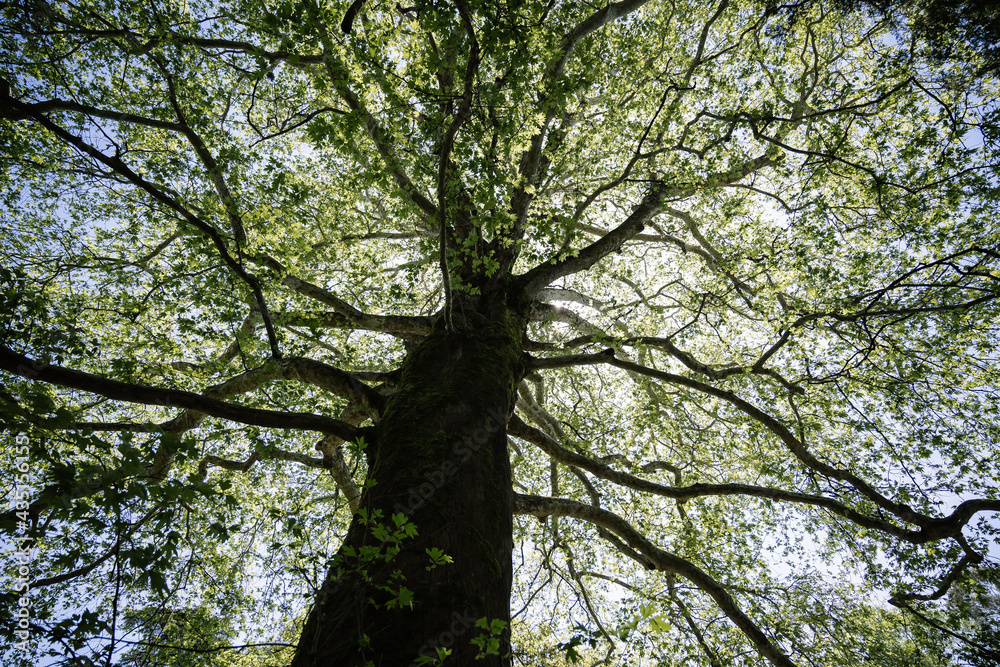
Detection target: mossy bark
<box><xmin>291</xmin><ymin>294</ymin><xmax>526</xmax><ymax>666</ymax></box>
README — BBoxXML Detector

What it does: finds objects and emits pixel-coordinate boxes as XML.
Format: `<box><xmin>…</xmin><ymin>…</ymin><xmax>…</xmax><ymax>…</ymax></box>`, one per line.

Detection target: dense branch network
<box><xmin>2</xmin><ymin>1</ymin><xmax>998</xmax><ymax>665</ymax></box>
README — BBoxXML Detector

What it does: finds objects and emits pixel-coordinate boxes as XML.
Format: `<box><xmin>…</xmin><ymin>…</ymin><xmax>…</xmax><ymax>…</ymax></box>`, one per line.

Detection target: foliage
<box><xmin>945</xmin><ymin>566</ymin><xmax>1000</xmax><ymax>666</ymax></box>
<box><xmin>117</xmin><ymin>605</ymin><xmax>234</xmax><ymax>667</ymax></box>
<box><xmin>1</xmin><ymin>0</ymin><xmax>998</xmax><ymax>665</ymax></box>
<box><xmin>825</xmin><ymin>0</ymin><xmax>1000</xmax><ymax>74</ymax></box>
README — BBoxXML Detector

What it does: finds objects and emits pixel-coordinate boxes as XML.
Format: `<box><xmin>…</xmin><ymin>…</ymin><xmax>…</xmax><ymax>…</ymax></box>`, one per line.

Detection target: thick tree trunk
<box><xmin>291</xmin><ymin>296</ymin><xmax>525</xmax><ymax>666</ymax></box>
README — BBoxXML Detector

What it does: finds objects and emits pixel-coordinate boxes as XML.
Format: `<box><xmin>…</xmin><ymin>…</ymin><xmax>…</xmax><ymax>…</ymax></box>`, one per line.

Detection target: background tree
<box><xmin>1</xmin><ymin>0</ymin><xmax>998</xmax><ymax>665</ymax></box>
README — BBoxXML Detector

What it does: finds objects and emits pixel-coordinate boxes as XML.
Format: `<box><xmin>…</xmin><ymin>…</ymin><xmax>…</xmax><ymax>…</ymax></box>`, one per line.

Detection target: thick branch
<box><xmin>889</xmin><ymin>552</ymin><xmax>985</xmax><ymax>605</ymax></box>
<box><xmin>0</xmin><ymin>346</ymin><xmax>359</xmax><ymax>439</ymax></box>
<box><xmin>162</xmin><ymin>69</ymin><xmax>248</xmax><ymax>247</ymax></box>
<box><xmin>507</xmin><ymin>415</ymin><xmax>946</xmax><ymax>543</ymax></box>
<box><xmin>507</xmin><ymin>0</ymin><xmax>654</xmax><ymax>261</ymax></box>
<box><xmin>605</xmin><ymin>355</ymin><xmax>997</xmax><ymax>538</ymax></box>
<box><xmin>196</xmin><ymin>445</ymin><xmax>328</xmax><ymax>482</ymax></box>
<box><xmin>525</xmin><ymin>345</ymin><xmax>802</xmax><ymax>394</ymax></box>
<box><xmin>255</xmin><ymin>254</ymin><xmax>432</xmax><ymax>338</ymax></box>
<box><xmin>318</xmin><ymin>434</ymin><xmax>363</xmax><ymax>513</ymax></box>
<box><xmin>4</xmin><ymin>97</ymin><xmax>184</xmax><ymax>131</ymax></box>
<box><xmin>436</xmin><ymin>0</ymin><xmax>481</xmax><ymax>331</ymax></box>
<box><xmin>276</xmin><ymin>309</ymin><xmax>432</xmax><ymax>339</ymax></box>
<box><xmin>306</xmin><ymin>0</ymin><xmax>437</xmax><ymax>218</ymax></box>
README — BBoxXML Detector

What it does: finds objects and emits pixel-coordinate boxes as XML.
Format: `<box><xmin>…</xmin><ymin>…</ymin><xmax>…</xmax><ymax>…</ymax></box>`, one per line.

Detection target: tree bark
<box><xmin>291</xmin><ymin>294</ymin><xmax>526</xmax><ymax>666</ymax></box>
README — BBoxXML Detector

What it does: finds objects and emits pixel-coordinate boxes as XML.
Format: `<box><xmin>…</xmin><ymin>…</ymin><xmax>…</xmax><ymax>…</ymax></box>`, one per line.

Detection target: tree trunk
<box><xmin>291</xmin><ymin>295</ymin><xmax>525</xmax><ymax>666</ymax></box>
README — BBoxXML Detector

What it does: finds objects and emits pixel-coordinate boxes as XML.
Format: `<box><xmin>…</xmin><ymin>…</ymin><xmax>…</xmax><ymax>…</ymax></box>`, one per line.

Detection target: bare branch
<box><xmin>606</xmin><ymin>355</ymin><xmax>1000</xmax><ymax>538</ymax></box>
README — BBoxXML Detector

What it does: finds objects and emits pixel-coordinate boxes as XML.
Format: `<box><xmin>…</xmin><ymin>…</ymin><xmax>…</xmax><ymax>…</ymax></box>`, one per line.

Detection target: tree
<box><xmin>1</xmin><ymin>0</ymin><xmax>998</xmax><ymax>665</ymax></box>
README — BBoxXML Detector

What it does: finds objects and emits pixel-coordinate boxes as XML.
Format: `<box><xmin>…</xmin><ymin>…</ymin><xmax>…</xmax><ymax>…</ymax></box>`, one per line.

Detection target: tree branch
<box><xmin>254</xmin><ymin>254</ymin><xmax>433</xmax><ymax>339</ymax></box>
<box><xmin>605</xmin><ymin>355</ymin><xmax>1000</xmax><ymax>538</ymax></box>
<box><xmin>0</xmin><ymin>346</ymin><xmax>359</xmax><ymax>439</ymax></box>
<box><xmin>30</xmin><ymin>506</ymin><xmax>159</xmax><ymax>588</ymax></box>
<box><xmin>518</xmin><ymin>188</ymin><xmax>661</xmax><ymax>296</ymax></box>
<box><xmin>305</xmin><ymin>0</ymin><xmax>438</xmax><ymax>218</ymax></box>
<box><xmin>1</xmin><ymin>87</ymin><xmax>282</xmax><ymax>358</ymax></box>
<box><xmin>276</xmin><ymin>309</ymin><xmax>432</xmax><ymax>339</ymax></box>
<box><xmin>506</xmin><ymin>0</ymin><xmax>654</xmax><ymax>266</ymax></box>
<box><xmin>513</xmin><ymin>493</ymin><xmax>798</xmax><ymax>667</ymax></box>
<box><xmin>507</xmin><ymin>414</ymin><xmax>951</xmax><ymax>543</ymax></box>
<box><xmin>2</xmin><ymin>97</ymin><xmax>184</xmax><ymax>131</ymax></box>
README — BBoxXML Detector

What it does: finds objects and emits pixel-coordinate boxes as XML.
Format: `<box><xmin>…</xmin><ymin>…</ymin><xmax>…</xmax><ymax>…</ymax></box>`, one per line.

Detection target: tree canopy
<box><xmin>1</xmin><ymin>0</ymin><xmax>999</xmax><ymax>665</ymax></box>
